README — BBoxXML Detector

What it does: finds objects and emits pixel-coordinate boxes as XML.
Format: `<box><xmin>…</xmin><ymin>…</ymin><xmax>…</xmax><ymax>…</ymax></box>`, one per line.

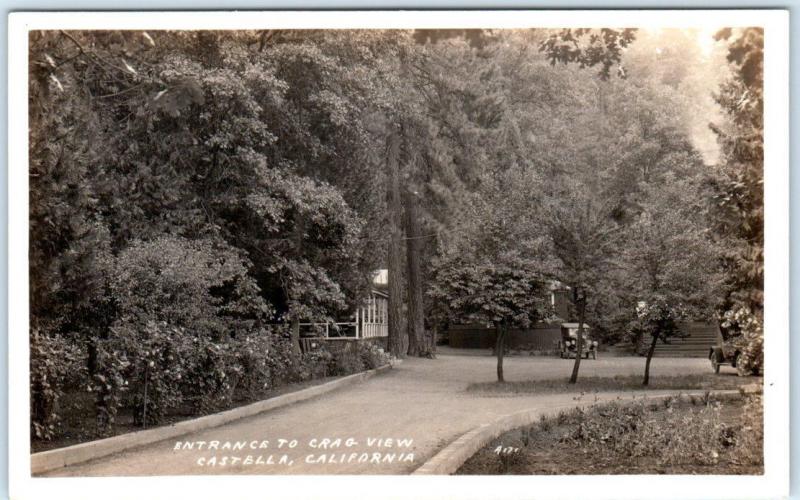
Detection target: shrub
<box><xmin>357</xmin><ymin>342</ymin><xmax>391</xmax><ymax>370</ymax></box>
<box><xmin>233</xmin><ymin>330</ymin><xmax>278</xmax><ymax>398</ymax></box>
<box><xmin>107</xmin><ymin>236</ymin><xmax>271</xmax><ymax>334</ymax></box>
<box><xmin>736</xmin><ymin>329</ymin><xmax>763</xmax><ymax>377</ymax></box>
<box><xmin>183</xmin><ymin>339</ymin><xmax>238</xmax><ymax>417</ymax></box>
<box><xmin>30</xmin><ymin>330</ymin><xmax>84</xmax><ymax>440</ymax></box>
<box><xmin>721</xmin><ymin>306</ymin><xmax>763</xmax><ymax>376</ymax></box>
<box><xmin>303</xmin><ymin>347</ymin><xmax>334</xmax><ymax>380</ymax></box>
<box><xmin>92</xmin><ymin>236</ymin><xmax>276</xmax><ymax>426</ymax></box>
<box><xmin>91</xmin><ymin>338</ymin><xmax>132</xmax><ymax>433</ymax></box>
<box><xmin>329</xmin><ymin>344</ymin><xmax>365</xmax><ymax>376</ymax></box>
<box><xmin>98</xmin><ymin>321</ymin><xmax>193</xmax><ymax>427</ymax></box>
<box><xmin>266</xmin><ymin>334</ymin><xmax>310</xmax><ymax>384</ymax></box>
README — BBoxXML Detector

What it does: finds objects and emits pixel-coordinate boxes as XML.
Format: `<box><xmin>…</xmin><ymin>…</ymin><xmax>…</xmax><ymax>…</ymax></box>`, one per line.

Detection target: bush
<box><xmin>322</xmin><ymin>341</ymin><xmax>390</xmax><ymax>377</ymax></box>
<box><xmin>722</xmin><ymin>306</ymin><xmax>763</xmax><ymax>376</ymax></box>
<box><xmin>357</xmin><ymin>342</ymin><xmax>390</xmax><ymax>370</ymax></box>
<box><xmin>266</xmin><ymin>334</ymin><xmax>310</xmax><ymax>384</ymax></box>
<box><xmin>233</xmin><ymin>330</ymin><xmax>279</xmax><ymax>398</ymax></box>
<box><xmin>91</xmin><ymin>338</ymin><xmax>131</xmax><ymax>433</ymax></box>
<box><xmin>94</xmin><ymin>322</ymin><xmax>193</xmax><ymax>428</ymax></box>
<box><xmin>31</xmin><ymin>327</ymin><xmax>387</xmax><ymax>441</ymax></box>
<box><xmin>92</xmin><ymin>236</ymin><xmax>276</xmax><ymax>426</ymax></box>
<box><xmin>182</xmin><ymin>339</ymin><xmax>238</xmax><ymax>417</ymax></box>
<box><xmin>30</xmin><ymin>244</ymin><xmax>389</xmax><ymax>441</ymax></box>
<box><xmin>107</xmin><ymin>236</ymin><xmax>271</xmax><ymax>334</ymax></box>
<box><xmin>30</xmin><ymin>331</ymin><xmax>84</xmax><ymax>440</ymax></box>
<box><xmin>303</xmin><ymin>348</ymin><xmax>334</xmax><ymax>380</ymax></box>
<box><xmin>329</xmin><ymin>344</ymin><xmax>365</xmax><ymax>376</ymax></box>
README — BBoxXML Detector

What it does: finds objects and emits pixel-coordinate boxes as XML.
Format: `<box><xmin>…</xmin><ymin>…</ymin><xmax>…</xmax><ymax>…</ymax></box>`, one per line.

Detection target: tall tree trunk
<box><xmin>290</xmin><ymin>319</ymin><xmax>301</xmax><ymax>357</ymax></box>
<box><xmin>569</xmin><ymin>291</ymin><xmax>587</xmax><ymax>384</ymax></box>
<box><xmin>495</xmin><ymin>321</ymin><xmax>508</xmax><ymax>383</ymax></box>
<box><xmin>87</xmin><ymin>338</ymin><xmax>97</xmax><ymax>377</ymax></box>
<box><xmin>403</xmin><ymin>189</ymin><xmax>426</xmax><ymax>357</ymax></box>
<box><xmin>643</xmin><ymin>331</ymin><xmax>659</xmax><ymax>386</ymax></box>
<box><xmin>288</xmin><ymin>216</ymin><xmax>305</xmax><ymax>357</ymax></box>
<box><xmin>386</xmin><ymin>132</ymin><xmax>405</xmax><ymax>358</ymax></box>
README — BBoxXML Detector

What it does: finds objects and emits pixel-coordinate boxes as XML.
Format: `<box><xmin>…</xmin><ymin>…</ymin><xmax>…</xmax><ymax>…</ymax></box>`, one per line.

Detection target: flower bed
<box><xmin>456</xmin><ymin>394</ymin><xmax>763</xmax><ymax>475</ymax></box>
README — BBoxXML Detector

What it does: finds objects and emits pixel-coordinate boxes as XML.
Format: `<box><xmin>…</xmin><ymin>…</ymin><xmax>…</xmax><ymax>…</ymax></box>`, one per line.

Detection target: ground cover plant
<box><xmin>457</xmin><ymin>394</ymin><xmax>763</xmax><ymax>475</ymax></box>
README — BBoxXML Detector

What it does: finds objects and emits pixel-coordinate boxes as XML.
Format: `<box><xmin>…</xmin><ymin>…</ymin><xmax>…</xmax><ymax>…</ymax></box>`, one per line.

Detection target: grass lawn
<box><xmin>467</xmin><ymin>373</ymin><xmax>759</xmax><ymax>395</ymax></box>
<box><xmin>457</xmin><ymin>393</ymin><xmax>763</xmax><ymax>475</ymax></box>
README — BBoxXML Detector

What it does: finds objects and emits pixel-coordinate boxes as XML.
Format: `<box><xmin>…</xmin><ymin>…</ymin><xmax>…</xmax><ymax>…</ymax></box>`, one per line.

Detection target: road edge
<box><xmin>412</xmin><ymin>384</ymin><xmax>761</xmax><ymax>475</ymax></box>
<box><xmin>31</xmin><ymin>361</ymin><xmax>398</xmax><ymax>475</ymax></box>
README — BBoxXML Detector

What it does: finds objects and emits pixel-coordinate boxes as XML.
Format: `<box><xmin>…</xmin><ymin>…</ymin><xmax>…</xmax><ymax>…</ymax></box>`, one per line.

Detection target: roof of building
<box><xmin>548</xmin><ymin>280</ymin><xmax>570</xmax><ymax>291</ymax></box>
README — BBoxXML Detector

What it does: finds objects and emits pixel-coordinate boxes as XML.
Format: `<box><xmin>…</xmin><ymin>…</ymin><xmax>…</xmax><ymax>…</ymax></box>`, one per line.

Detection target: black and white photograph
<box><xmin>7</xmin><ymin>9</ymin><xmax>791</xmax><ymax>500</ymax></box>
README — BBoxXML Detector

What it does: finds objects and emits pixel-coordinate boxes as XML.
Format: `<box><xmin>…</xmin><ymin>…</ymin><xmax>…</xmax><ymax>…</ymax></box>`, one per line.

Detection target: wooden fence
<box><xmin>447</xmin><ymin>324</ymin><xmax>562</xmax><ymax>350</ymax></box>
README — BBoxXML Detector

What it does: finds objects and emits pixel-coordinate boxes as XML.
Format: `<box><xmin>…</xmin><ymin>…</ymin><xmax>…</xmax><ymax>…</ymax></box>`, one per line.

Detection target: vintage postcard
<box><xmin>7</xmin><ymin>9</ymin><xmax>790</xmax><ymax>500</ymax></box>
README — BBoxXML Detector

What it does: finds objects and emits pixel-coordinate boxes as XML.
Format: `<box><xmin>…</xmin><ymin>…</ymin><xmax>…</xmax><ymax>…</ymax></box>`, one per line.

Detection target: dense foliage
<box><xmin>709</xmin><ymin>28</ymin><xmax>765</xmax><ymax>375</ymax></box>
<box><xmin>29</xmin><ymin>30</ymin><xmax>391</xmax><ymax>439</ymax></box>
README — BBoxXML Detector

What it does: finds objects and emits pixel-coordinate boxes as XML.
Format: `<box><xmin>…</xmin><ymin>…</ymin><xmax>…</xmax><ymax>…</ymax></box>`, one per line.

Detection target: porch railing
<box><xmin>299</xmin><ymin>309</ymin><xmax>387</xmax><ymax>340</ymax></box>
<box><xmin>299</xmin><ymin>322</ymin><xmax>359</xmax><ymax>340</ymax></box>
<box><xmin>296</xmin><ymin>292</ymin><xmax>388</xmax><ymax>340</ymax></box>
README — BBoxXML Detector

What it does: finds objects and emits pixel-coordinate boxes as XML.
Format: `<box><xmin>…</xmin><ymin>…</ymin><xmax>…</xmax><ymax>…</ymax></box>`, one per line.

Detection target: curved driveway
<box><xmin>43</xmin><ymin>351</ymin><xmax>712</xmax><ymax>476</ymax></box>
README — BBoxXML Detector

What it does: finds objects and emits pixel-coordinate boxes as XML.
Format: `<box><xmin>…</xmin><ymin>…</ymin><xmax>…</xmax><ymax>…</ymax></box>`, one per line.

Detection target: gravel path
<box><xmin>42</xmin><ymin>352</ymin><xmax>713</xmax><ymax>476</ymax></box>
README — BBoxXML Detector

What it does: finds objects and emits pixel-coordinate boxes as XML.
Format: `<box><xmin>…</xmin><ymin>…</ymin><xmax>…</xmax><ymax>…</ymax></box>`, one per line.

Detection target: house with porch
<box><xmin>298</xmin><ymin>270</ymin><xmax>389</xmax><ymax>352</ymax></box>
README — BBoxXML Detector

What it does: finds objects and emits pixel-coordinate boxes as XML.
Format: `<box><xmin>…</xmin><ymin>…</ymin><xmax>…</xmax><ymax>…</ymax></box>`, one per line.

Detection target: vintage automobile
<box><xmin>709</xmin><ymin>328</ymin><xmax>760</xmax><ymax>376</ymax></box>
<box><xmin>708</xmin><ymin>341</ymin><xmax>742</xmax><ymax>374</ymax></box>
<box><xmin>709</xmin><ymin>340</ymin><xmax>761</xmax><ymax>375</ymax></box>
<box><xmin>558</xmin><ymin>323</ymin><xmax>598</xmax><ymax>359</ymax></box>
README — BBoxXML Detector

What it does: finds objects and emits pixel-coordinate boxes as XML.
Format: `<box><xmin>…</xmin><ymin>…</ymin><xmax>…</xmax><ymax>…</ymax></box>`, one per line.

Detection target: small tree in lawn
<box><xmin>428</xmin><ymin>167</ymin><xmax>551</xmax><ymax>383</ymax></box>
<box><xmin>543</xmin><ymin>180</ymin><xmax>619</xmax><ymax>384</ymax></box>
<box><xmin>623</xmin><ymin>178</ymin><xmax>723</xmax><ymax>385</ymax></box>
<box><xmin>430</xmin><ymin>255</ymin><xmax>549</xmax><ymax>382</ymax></box>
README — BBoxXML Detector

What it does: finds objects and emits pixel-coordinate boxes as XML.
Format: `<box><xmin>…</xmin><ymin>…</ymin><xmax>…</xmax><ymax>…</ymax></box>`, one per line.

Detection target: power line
<box><xmin>260</xmin><ymin>229</ymin><xmax>452</xmax><ymax>244</ymax></box>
